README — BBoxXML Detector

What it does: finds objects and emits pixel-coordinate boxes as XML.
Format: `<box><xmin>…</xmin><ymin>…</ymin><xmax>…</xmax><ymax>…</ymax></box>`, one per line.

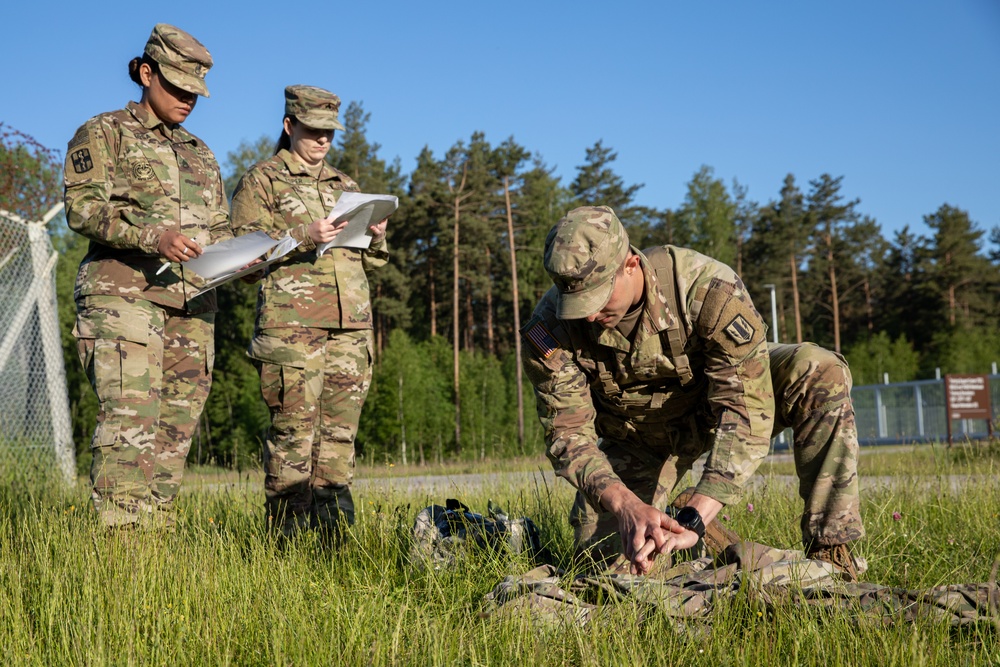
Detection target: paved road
<box><xmin>191</xmin><ymin>445</ymin><xmax>993</xmax><ymax>496</ymax></box>
<box><xmin>353</xmin><ymin>466</ymin><xmax>992</xmax><ymax>497</ymax></box>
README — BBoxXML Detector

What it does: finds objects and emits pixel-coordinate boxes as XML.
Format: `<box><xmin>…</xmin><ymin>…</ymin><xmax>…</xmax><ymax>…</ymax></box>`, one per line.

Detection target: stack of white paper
<box><xmin>316</xmin><ymin>192</ymin><xmax>398</xmax><ymax>256</ymax></box>
<box><xmin>183</xmin><ymin>231</ymin><xmax>279</xmax><ymax>280</ymax></box>
<box><xmin>186</xmin><ymin>232</ymin><xmax>301</xmax><ymax>297</ymax></box>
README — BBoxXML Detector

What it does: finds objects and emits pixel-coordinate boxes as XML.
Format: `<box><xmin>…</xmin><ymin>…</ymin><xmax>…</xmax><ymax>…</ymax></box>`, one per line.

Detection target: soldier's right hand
<box><xmin>158</xmin><ymin>230</ymin><xmax>202</xmax><ymax>263</ymax></box>
<box><xmin>601</xmin><ymin>483</ymin><xmax>678</xmax><ymax>575</ymax></box>
<box><xmin>307</xmin><ymin>215</ymin><xmax>349</xmax><ymax>244</ymax></box>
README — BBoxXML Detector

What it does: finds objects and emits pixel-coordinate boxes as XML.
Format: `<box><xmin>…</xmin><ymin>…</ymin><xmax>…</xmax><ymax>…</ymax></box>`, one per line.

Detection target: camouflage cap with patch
<box><xmin>284</xmin><ymin>85</ymin><xmax>346</xmax><ymax>131</ymax></box>
<box><xmin>144</xmin><ymin>23</ymin><xmax>213</xmax><ymax>97</ymax></box>
<box><xmin>543</xmin><ymin>205</ymin><xmax>630</xmax><ymax>320</ymax></box>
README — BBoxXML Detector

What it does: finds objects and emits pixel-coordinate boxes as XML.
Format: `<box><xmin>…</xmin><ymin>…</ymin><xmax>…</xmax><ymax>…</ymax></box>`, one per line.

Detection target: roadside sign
<box><xmin>944</xmin><ymin>374</ymin><xmax>993</xmax><ymax>443</ymax></box>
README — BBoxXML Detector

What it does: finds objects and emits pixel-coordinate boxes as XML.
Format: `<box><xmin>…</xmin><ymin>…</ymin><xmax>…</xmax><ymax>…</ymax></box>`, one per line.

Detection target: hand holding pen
<box><xmin>156</xmin><ymin>230</ymin><xmax>202</xmax><ymax>275</ymax></box>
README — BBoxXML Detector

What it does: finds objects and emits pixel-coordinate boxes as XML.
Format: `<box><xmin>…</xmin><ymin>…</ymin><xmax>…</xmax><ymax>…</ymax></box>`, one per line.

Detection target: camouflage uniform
<box><xmin>484</xmin><ymin>542</ymin><xmax>994</xmax><ymax>630</ymax></box>
<box><xmin>64</xmin><ymin>24</ymin><xmax>229</xmax><ymax>527</ymax></box>
<box><xmin>521</xmin><ymin>206</ymin><xmax>863</xmax><ymax>561</ymax></box>
<box><xmin>231</xmin><ymin>85</ymin><xmax>388</xmax><ymax>536</ymax></box>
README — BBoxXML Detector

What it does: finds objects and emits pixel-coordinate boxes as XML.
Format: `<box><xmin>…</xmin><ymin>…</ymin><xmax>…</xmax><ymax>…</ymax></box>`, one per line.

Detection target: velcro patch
<box><xmin>522</xmin><ymin>319</ymin><xmax>559</xmax><ymax>359</ymax></box>
<box><xmin>71</xmin><ymin>148</ymin><xmax>94</xmax><ymax>174</ymax></box>
<box><xmin>724</xmin><ymin>314</ymin><xmax>755</xmax><ymax>345</ymax></box>
<box><xmin>68</xmin><ymin>127</ymin><xmax>90</xmax><ymax>150</ymax></box>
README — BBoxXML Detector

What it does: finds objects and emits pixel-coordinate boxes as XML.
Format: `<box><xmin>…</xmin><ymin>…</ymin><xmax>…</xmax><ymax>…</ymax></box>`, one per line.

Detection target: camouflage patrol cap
<box><xmin>544</xmin><ymin>205</ymin><xmax>630</xmax><ymax>320</ymax></box>
<box><xmin>144</xmin><ymin>23</ymin><xmax>213</xmax><ymax>97</ymax></box>
<box><xmin>284</xmin><ymin>85</ymin><xmax>346</xmax><ymax>131</ymax></box>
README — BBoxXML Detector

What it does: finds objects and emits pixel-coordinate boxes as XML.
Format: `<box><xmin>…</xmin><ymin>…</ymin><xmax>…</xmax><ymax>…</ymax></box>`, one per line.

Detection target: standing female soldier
<box><xmin>231</xmin><ymin>86</ymin><xmax>388</xmax><ymax>538</ymax></box>
<box><xmin>65</xmin><ymin>24</ymin><xmax>231</xmax><ymax>528</ymax></box>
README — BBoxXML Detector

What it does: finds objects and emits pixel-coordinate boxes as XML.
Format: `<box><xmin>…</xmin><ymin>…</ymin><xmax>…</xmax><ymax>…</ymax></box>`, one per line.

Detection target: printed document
<box><xmin>316</xmin><ymin>192</ymin><xmax>398</xmax><ymax>256</ymax></box>
<box><xmin>183</xmin><ymin>231</ymin><xmax>278</xmax><ymax>280</ymax></box>
<box><xmin>188</xmin><ymin>233</ymin><xmax>301</xmax><ymax>297</ymax></box>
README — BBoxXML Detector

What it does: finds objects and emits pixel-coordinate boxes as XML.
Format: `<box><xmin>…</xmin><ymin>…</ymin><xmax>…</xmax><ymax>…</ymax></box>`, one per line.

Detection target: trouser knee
<box><xmin>771</xmin><ymin>343</ymin><xmax>854</xmax><ymax>427</ymax></box>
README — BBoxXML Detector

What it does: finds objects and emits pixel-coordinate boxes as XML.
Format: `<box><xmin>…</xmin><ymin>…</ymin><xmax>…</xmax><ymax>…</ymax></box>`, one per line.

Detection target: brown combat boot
<box><xmin>670</xmin><ymin>488</ymin><xmax>742</xmax><ymax>555</ymax></box>
<box><xmin>807</xmin><ymin>543</ymin><xmax>861</xmax><ymax>582</ymax></box>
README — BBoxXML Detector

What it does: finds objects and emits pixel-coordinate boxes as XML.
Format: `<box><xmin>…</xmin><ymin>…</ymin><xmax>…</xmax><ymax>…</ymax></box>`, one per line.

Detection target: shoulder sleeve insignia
<box><xmin>521</xmin><ymin>317</ymin><xmax>559</xmax><ymax>359</ymax></box>
<box><xmin>724</xmin><ymin>314</ymin><xmax>755</xmax><ymax>345</ymax></box>
<box><xmin>71</xmin><ymin>148</ymin><xmax>94</xmax><ymax>174</ymax></box>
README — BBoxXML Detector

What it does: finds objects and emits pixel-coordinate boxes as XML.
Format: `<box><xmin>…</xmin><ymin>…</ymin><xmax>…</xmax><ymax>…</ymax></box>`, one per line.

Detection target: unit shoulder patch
<box><xmin>724</xmin><ymin>314</ymin><xmax>755</xmax><ymax>345</ymax></box>
<box><xmin>71</xmin><ymin>148</ymin><xmax>94</xmax><ymax>174</ymax></box>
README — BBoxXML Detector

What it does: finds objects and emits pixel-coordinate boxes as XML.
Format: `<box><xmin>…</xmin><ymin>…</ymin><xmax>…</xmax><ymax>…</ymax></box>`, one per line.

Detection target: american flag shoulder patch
<box><xmin>521</xmin><ymin>317</ymin><xmax>559</xmax><ymax>359</ymax></box>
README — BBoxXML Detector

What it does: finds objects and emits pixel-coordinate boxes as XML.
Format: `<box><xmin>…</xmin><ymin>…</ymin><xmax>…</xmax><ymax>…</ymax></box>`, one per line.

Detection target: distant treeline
<box><xmin>5</xmin><ymin>108</ymin><xmax>997</xmax><ymax>472</ymax></box>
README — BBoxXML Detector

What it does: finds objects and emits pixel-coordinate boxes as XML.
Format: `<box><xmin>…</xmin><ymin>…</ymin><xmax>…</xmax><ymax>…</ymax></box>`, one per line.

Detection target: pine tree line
<box><xmin>3</xmin><ymin>110</ymin><xmax>997</xmax><ymax>470</ymax></box>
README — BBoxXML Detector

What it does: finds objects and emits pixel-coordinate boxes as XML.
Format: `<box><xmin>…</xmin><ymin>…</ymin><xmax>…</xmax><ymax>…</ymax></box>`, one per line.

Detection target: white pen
<box><xmin>156</xmin><ymin>261</ymin><xmax>173</xmax><ymax>276</ymax></box>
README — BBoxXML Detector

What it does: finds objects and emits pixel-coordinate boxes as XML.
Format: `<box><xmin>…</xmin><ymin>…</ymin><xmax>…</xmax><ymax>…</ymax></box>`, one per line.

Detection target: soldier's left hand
<box><xmin>657</xmin><ymin>528</ymin><xmax>701</xmax><ymax>557</ymax></box>
<box><xmin>368</xmin><ymin>217</ymin><xmax>388</xmax><ymax>238</ymax></box>
<box><xmin>238</xmin><ymin>258</ymin><xmax>265</xmax><ymax>284</ymax></box>
<box><xmin>633</xmin><ymin>528</ymin><xmax>701</xmax><ymax>569</ymax></box>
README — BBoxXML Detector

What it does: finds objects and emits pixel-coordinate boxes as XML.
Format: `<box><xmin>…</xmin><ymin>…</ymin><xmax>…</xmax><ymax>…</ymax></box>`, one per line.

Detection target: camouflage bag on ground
<box><xmin>483</xmin><ymin>541</ymin><xmax>1000</xmax><ymax>631</ymax></box>
<box><xmin>411</xmin><ymin>499</ymin><xmax>545</xmax><ymax>570</ymax></box>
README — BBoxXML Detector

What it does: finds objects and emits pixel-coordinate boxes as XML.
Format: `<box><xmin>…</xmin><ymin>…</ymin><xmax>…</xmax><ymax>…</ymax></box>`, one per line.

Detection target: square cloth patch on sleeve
<box><xmin>724</xmin><ymin>314</ymin><xmax>755</xmax><ymax>345</ymax></box>
<box><xmin>71</xmin><ymin>148</ymin><xmax>94</xmax><ymax>174</ymax></box>
<box><xmin>522</xmin><ymin>318</ymin><xmax>559</xmax><ymax>359</ymax></box>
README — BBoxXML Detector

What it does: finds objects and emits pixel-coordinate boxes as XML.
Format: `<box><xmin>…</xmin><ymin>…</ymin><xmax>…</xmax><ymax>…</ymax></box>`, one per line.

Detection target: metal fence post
<box><xmin>914</xmin><ymin>384</ymin><xmax>924</xmax><ymax>437</ymax></box>
<box><xmin>875</xmin><ymin>386</ymin><xmax>887</xmax><ymax>439</ymax></box>
<box><xmin>0</xmin><ymin>206</ymin><xmax>76</xmax><ymax>486</ymax></box>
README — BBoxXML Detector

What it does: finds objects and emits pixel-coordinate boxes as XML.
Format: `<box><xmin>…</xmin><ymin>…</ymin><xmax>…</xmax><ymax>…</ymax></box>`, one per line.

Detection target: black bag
<box><xmin>411</xmin><ymin>499</ymin><xmax>544</xmax><ymax>569</ymax></box>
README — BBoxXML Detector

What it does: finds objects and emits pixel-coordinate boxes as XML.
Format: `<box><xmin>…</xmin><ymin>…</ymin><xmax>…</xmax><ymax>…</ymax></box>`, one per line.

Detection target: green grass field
<box><xmin>1</xmin><ymin>445</ymin><xmax>998</xmax><ymax>666</ymax></box>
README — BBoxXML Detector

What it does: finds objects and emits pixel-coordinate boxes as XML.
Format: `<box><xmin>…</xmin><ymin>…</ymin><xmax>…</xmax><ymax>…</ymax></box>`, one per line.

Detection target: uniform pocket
<box><xmin>594</xmin><ymin>412</ymin><xmax>634</xmax><ymax>441</ymax></box>
<box><xmin>90</xmin><ymin>338</ymin><xmax>150</xmax><ymax>401</ymax></box>
<box><xmin>259</xmin><ymin>362</ymin><xmax>283</xmax><ymax>412</ymax></box>
<box><xmin>75</xmin><ymin>301</ymin><xmax>151</xmax><ymax>402</ymax></box>
<box><xmin>248</xmin><ymin>333</ymin><xmax>310</xmax><ymax>368</ymax></box>
<box><xmin>259</xmin><ymin>362</ymin><xmax>306</xmax><ymax>414</ymax></box>
<box><xmin>250</xmin><ymin>330</ymin><xmax>322</xmax><ymax>413</ymax></box>
<box><xmin>206</xmin><ymin>335</ymin><xmax>216</xmax><ymax>373</ymax></box>
<box><xmin>74</xmin><ymin>305</ymin><xmax>149</xmax><ymax>344</ymax></box>
<box><xmin>120</xmin><ymin>137</ymin><xmax>168</xmax><ymax>195</ymax></box>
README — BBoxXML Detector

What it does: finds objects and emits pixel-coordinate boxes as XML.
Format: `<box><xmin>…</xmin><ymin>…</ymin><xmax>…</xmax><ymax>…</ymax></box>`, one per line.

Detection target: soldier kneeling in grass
<box><xmin>522</xmin><ymin>206</ymin><xmax>863</xmax><ymax>578</ymax></box>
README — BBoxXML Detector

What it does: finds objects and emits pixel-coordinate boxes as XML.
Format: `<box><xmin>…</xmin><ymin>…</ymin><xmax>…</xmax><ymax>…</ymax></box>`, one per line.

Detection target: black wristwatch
<box><xmin>674</xmin><ymin>506</ymin><xmax>706</xmax><ymax>539</ymax></box>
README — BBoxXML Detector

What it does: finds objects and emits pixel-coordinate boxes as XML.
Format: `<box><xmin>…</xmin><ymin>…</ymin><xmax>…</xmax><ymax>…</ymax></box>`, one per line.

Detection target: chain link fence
<box><xmin>0</xmin><ymin>207</ymin><xmax>75</xmax><ymax>483</ymax></box>
<box><xmin>853</xmin><ymin>376</ymin><xmax>1000</xmax><ymax>445</ymax></box>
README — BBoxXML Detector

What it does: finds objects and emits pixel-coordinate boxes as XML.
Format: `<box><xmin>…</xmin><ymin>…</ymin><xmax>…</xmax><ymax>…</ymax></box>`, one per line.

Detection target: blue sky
<box><xmin>4</xmin><ymin>0</ymin><xmax>998</xmax><ymax>242</ymax></box>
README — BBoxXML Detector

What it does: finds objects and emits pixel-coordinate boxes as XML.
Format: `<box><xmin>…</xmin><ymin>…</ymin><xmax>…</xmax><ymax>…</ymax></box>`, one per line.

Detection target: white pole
<box><xmin>762</xmin><ymin>284</ymin><xmax>778</xmax><ymax>344</ymax></box>
<box><xmin>29</xmin><ymin>204</ymin><xmax>76</xmax><ymax>485</ymax></box>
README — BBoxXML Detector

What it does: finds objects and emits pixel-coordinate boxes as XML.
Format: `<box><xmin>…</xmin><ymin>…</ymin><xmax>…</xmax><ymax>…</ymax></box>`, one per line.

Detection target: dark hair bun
<box><xmin>128</xmin><ymin>56</ymin><xmax>144</xmax><ymax>86</ymax></box>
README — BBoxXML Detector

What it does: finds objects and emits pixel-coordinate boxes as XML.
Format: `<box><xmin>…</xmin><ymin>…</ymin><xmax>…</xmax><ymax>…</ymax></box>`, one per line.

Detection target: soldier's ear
<box><xmin>624</xmin><ymin>253</ymin><xmax>640</xmax><ymax>275</ymax></box>
<box><xmin>139</xmin><ymin>62</ymin><xmax>155</xmax><ymax>88</ymax></box>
